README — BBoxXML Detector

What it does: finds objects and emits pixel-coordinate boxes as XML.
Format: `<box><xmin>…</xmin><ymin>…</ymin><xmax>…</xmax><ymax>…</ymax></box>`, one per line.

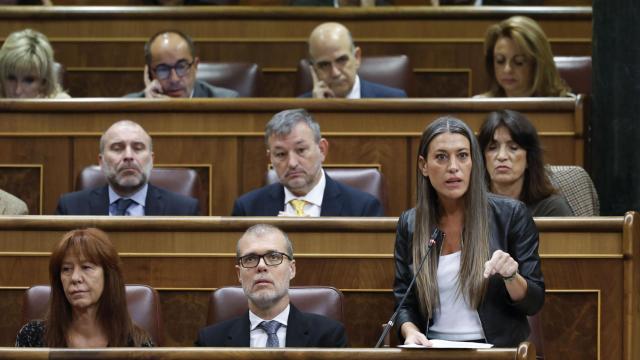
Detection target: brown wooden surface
<box><xmin>0</xmin><ymin>97</ymin><xmax>585</xmax><ymax>216</ymax></box>
<box><xmin>0</xmin><ymin>6</ymin><xmax>591</xmax><ymax>97</ymax></box>
<box><xmin>0</xmin><ymin>346</ymin><xmax>534</xmax><ymax>360</ymax></box>
<box><xmin>0</xmin><ymin>214</ymin><xmax>637</xmax><ymax>360</ymax></box>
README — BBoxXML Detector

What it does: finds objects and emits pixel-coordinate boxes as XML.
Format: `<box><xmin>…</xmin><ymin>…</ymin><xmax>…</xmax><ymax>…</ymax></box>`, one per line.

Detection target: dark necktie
<box><xmin>258</xmin><ymin>320</ymin><xmax>282</xmax><ymax>347</ymax></box>
<box><xmin>114</xmin><ymin>198</ymin><xmax>135</xmax><ymax>216</ymax></box>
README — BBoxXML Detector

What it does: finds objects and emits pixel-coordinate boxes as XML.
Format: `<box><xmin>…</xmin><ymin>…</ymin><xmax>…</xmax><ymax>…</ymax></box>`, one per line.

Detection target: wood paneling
<box><xmin>0</xmin><ymin>98</ymin><xmax>585</xmax><ymax>216</ymax></box>
<box><xmin>0</xmin><ymin>98</ymin><xmax>584</xmax><ymax>216</ymax></box>
<box><xmin>0</xmin><ymin>7</ymin><xmax>591</xmax><ymax>97</ymax></box>
<box><xmin>0</xmin><ymin>213</ymin><xmax>637</xmax><ymax>360</ymax></box>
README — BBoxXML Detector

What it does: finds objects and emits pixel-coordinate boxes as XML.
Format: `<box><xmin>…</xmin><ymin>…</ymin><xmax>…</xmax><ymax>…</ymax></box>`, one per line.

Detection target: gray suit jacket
<box><xmin>0</xmin><ymin>189</ymin><xmax>28</xmax><ymax>215</ymax></box>
<box><xmin>124</xmin><ymin>80</ymin><xmax>238</xmax><ymax>98</ymax></box>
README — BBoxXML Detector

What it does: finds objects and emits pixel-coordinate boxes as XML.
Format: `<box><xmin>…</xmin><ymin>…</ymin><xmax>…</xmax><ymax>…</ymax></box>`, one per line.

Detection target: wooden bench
<box><xmin>0</xmin><ymin>213</ymin><xmax>637</xmax><ymax>359</ymax></box>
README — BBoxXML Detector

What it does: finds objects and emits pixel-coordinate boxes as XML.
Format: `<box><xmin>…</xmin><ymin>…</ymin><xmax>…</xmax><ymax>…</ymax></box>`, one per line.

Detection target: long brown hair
<box><xmin>477</xmin><ymin>110</ymin><xmax>557</xmax><ymax>205</ymax></box>
<box><xmin>46</xmin><ymin>228</ymin><xmax>148</xmax><ymax>347</ymax></box>
<box><xmin>482</xmin><ymin>16</ymin><xmax>571</xmax><ymax>97</ymax></box>
<box><xmin>413</xmin><ymin>116</ymin><xmax>490</xmax><ymax>317</ymax></box>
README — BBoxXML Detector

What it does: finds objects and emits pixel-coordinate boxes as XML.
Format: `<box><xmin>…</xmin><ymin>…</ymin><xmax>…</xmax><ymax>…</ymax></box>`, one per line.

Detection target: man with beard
<box><xmin>231</xmin><ymin>109</ymin><xmax>384</xmax><ymax>216</ymax></box>
<box><xmin>56</xmin><ymin>120</ymin><xmax>199</xmax><ymax>215</ymax></box>
<box><xmin>195</xmin><ymin>224</ymin><xmax>348</xmax><ymax>347</ymax></box>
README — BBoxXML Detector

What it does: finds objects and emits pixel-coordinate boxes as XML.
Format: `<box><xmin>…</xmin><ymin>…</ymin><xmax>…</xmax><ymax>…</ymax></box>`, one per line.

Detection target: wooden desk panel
<box><xmin>0</xmin><ymin>7</ymin><xmax>591</xmax><ymax>97</ymax></box>
<box><xmin>0</xmin><ymin>98</ymin><xmax>585</xmax><ymax>216</ymax></box>
<box><xmin>0</xmin><ymin>214</ymin><xmax>637</xmax><ymax>359</ymax></box>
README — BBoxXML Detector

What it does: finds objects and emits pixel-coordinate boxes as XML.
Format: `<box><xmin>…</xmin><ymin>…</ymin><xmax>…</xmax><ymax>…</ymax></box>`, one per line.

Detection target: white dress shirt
<box><xmin>345</xmin><ymin>75</ymin><xmax>362</xmax><ymax>99</ymax></box>
<box><xmin>249</xmin><ymin>305</ymin><xmax>290</xmax><ymax>348</ymax></box>
<box><xmin>281</xmin><ymin>170</ymin><xmax>326</xmax><ymax>217</ymax></box>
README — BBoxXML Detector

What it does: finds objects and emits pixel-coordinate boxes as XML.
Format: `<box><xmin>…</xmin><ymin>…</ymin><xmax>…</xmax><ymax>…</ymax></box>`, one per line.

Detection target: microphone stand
<box><xmin>374</xmin><ymin>228</ymin><xmax>442</xmax><ymax>348</ymax></box>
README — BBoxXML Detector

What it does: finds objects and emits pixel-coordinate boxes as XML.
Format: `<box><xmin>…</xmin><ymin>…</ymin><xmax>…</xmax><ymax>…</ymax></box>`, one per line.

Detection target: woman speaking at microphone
<box><xmin>393</xmin><ymin>116</ymin><xmax>544</xmax><ymax>347</ymax></box>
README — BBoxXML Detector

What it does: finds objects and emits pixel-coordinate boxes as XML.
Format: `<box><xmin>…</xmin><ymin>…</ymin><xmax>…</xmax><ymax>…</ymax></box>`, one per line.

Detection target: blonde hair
<box><xmin>0</xmin><ymin>29</ymin><xmax>63</xmax><ymax>98</ymax></box>
<box><xmin>482</xmin><ymin>16</ymin><xmax>571</xmax><ymax>97</ymax></box>
<box><xmin>413</xmin><ymin>116</ymin><xmax>489</xmax><ymax>317</ymax></box>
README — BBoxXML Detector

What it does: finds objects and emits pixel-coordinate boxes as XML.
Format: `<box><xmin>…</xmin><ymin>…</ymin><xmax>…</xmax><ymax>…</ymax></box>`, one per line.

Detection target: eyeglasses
<box><xmin>237</xmin><ymin>251</ymin><xmax>292</xmax><ymax>268</ymax></box>
<box><xmin>153</xmin><ymin>60</ymin><xmax>194</xmax><ymax>80</ymax></box>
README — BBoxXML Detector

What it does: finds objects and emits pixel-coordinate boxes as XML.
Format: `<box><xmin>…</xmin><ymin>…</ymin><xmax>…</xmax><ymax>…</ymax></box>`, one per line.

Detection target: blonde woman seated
<box><xmin>0</xmin><ymin>29</ymin><xmax>70</xmax><ymax>99</ymax></box>
<box><xmin>477</xmin><ymin>16</ymin><xmax>571</xmax><ymax>98</ymax></box>
<box><xmin>478</xmin><ymin>110</ymin><xmax>573</xmax><ymax>216</ymax></box>
<box><xmin>16</xmin><ymin>228</ymin><xmax>153</xmax><ymax>347</ymax></box>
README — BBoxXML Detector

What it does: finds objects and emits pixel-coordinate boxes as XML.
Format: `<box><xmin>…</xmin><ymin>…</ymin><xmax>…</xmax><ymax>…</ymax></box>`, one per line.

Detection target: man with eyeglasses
<box><xmin>300</xmin><ymin>22</ymin><xmax>407</xmax><ymax>99</ymax></box>
<box><xmin>195</xmin><ymin>224</ymin><xmax>348</xmax><ymax>347</ymax></box>
<box><xmin>125</xmin><ymin>30</ymin><xmax>238</xmax><ymax>99</ymax></box>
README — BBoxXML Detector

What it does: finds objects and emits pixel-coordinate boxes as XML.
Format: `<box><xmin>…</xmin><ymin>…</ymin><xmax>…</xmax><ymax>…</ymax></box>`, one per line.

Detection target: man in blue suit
<box><xmin>232</xmin><ymin>109</ymin><xmax>384</xmax><ymax>217</ymax></box>
<box><xmin>195</xmin><ymin>224</ymin><xmax>347</xmax><ymax>347</ymax></box>
<box><xmin>56</xmin><ymin>120</ymin><xmax>199</xmax><ymax>216</ymax></box>
<box><xmin>300</xmin><ymin>22</ymin><xmax>407</xmax><ymax>99</ymax></box>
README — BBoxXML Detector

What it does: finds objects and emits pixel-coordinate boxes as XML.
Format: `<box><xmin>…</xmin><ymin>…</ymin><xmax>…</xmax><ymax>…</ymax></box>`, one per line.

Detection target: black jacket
<box><xmin>393</xmin><ymin>194</ymin><xmax>545</xmax><ymax>347</ymax></box>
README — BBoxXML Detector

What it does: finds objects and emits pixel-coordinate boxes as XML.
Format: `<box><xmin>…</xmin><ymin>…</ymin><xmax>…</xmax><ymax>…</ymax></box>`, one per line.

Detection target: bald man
<box><xmin>301</xmin><ymin>22</ymin><xmax>407</xmax><ymax>99</ymax></box>
<box><xmin>56</xmin><ymin>120</ymin><xmax>200</xmax><ymax>216</ymax></box>
<box><xmin>125</xmin><ymin>30</ymin><xmax>238</xmax><ymax>98</ymax></box>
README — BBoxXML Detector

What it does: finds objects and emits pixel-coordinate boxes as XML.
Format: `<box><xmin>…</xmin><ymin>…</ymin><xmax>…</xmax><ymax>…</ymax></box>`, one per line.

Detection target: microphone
<box><xmin>374</xmin><ymin>227</ymin><xmax>442</xmax><ymax>348</ymax></box>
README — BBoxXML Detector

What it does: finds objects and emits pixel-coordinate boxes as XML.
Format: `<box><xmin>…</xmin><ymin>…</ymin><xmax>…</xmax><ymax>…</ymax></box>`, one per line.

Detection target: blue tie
<box><xmin>258</xmin><ymin>320</ymin><xmax>282</xmax><ymax>347</ymax></box>
<box><xmin>114</xmin><ymin>198</ymin><xmax>135</xmax><ymax>216</ymax></box>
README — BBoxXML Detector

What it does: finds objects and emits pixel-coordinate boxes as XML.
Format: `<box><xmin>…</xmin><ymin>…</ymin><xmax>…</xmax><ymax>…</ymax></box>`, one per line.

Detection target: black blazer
<box><xmin>299</xmin><ymin>79</ymin><xmax>407</xmax><ymax>98</ymax></box>
<box><xmin>195</xmin><ymin>304</ymin><xmax>348</xmax><ymax>347</ymax></box>
<box><xmin>393</xmin><ymin>194</ymin><xmax>545</xmax><ymax>347</ymax></box>
<box><xmin>55</xmin><ymin>184</ymin><xmax>200</xmax><ymax>216</ymax></box>
<box><xmin>231</xmin><ymin>174</ymin><xmax>384</xmax><ymax>216</ymax></box>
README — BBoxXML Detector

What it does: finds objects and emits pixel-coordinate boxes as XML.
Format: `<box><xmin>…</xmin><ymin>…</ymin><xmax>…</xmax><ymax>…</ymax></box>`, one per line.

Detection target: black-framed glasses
<box><xmin>153</xmin><ymin>60</ymin><xmax>194</xmax><ymax>80</ymax></box>
<box><xmin>237</xmin><ymin>251</ymin><xmax>292</xmax><ymax>268</ymax></box>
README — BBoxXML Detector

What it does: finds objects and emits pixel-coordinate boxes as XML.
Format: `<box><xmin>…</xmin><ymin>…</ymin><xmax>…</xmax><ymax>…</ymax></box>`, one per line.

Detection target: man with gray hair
<box><xmin>232</xmin><ymin>109</ymin><xmax>383</xmax><ymax>216</ymax></box>
<box><xmin>300</xmin><ymin>22</ymin><xmax>406</xmax><ymax>99</ymax></box>
<box><xmin>56</xmin><ymin>120</ymin><xmax>199</xmax><ymax>215</ymax></box>
<box><xmin>195</xmin><ymin>224</ymin><xmax>348</xmax><ymax>347</ymax></box>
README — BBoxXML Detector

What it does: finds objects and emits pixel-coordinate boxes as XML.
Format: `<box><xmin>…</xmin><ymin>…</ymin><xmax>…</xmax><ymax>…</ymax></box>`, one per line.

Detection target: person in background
<box><xmin>477</xmin><ymin>110</ymin><xmax>573</xmax><ymax>216</ymax></box>
<box><xmin>477</xmin><ymin>16</ymin><xmax>570</xmax><ymax>98</ymax></box>
<box><xmin>394</xmin><ymin>116</ymin><xmax>544</xmax><ymax>347</ymax></box>
<box><xmin>0</xmin><ymin>29</ymin><xmax>70</xmax><ymax>99</ymax></box>
<box><xmin>16</xmin><ymin>228</ymin><xmax>154</xmax><ymax>347</ymax></box>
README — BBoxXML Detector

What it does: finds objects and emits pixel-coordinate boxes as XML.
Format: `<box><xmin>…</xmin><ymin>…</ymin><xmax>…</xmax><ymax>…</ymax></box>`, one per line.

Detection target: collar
<box><xmin>249</xmin><ymin>304</ymin><xmax>290</xmax><ymax>331</ymax></box>
<box><xmin>108</xmin><ymin>183</ymin><xmax>148</xmax><ymax>207</ymax></box>
<box><xmin>283</xmin><ymin>169</ymin><xmax>326</xmax><ymax>207</ymax></box>
<box><xmin>346</xmin><ymin>75</ymin><xmax>361</xmax><ymax>99</ymax></box>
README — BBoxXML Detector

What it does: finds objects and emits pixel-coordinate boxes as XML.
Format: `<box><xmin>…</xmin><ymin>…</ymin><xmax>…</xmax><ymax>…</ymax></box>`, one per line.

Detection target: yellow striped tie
<box><xmin>290</xmin><ymin>199</ymin><xmax>307</xmax><ymax>216</ymax></box>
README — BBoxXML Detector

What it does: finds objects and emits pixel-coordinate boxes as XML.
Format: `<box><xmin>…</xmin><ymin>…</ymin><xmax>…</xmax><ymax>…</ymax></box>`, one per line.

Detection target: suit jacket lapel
<box><xmin>267</xmin><ymin>183</ymin><xmax>286</xmax><ymax>215</ymax></box>
<box><xmin>144</xmin><ymin>184</ymin><xmax>164</xmax><ymax>215</ymax></box>
<box><xmin>226</xmin><ymin>312</ymin><xmax>251</xmax><ymax>346</ymax></box>
<box><xmin>320</xmin><ymin>175</ymin><xmax>344</xmax><ymax>216</ymax></box>
<box><xmin>90</xmin><ymin>186</ymin><xmax>110</xmax><ymax>215</ymax></box>
<box><xmin>360</xmin><ymin>80</ymin><xmax>372</xmax><ymax>98</ymax></box>
<box><xmin>285</xmin><ymin>304</ymin><xmax>311</xmax><ymax>347</ymax></box>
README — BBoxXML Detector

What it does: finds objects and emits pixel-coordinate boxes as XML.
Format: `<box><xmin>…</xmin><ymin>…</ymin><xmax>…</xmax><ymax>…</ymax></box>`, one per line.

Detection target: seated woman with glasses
<box><xmin>478</xmin><ymin>110</ymin><xmax>573</xmax><ymax>216</ymax></box>
<box><xmin>16</xmin><ymin>228</ymin><xmax>153</xmax><ymax>347</ymax></box>
<box><xmin>0</xmin><ymin>29</ymin><xmax>70</xmax><ymax>99</ymax></box>
<box><xmin>476</xmin><ymin>16</ymin><xmax>571</xmax><ymax>98</ymax></box>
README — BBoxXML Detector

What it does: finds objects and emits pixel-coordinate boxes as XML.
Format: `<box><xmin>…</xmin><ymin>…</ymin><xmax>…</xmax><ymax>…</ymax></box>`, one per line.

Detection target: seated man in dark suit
<box><xmin>124</xmin><ymin>30</ymin><xmax>238</xmax><ymax>99</ymax></box>
<box><xmin>196</xmin><ymin>224</ymin><xmax>348</xmax><ymax>347</ymax></box>
<box><xmin>300</xmin><ymin>22</ymin><xmax>407</xmax><ymax>99</ymax></box>
<box><xmin>56</xmin><ymin>120</ymin><xmax>199</xmax><ymax>216</ymax></box>
<box><xmin>232</xmin><ymin>109</ymin><xmax>384</xmax><ymax>216</ymax></box>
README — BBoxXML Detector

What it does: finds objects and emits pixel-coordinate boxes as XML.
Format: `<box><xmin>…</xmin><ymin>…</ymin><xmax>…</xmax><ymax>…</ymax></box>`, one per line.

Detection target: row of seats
<box><xmin>53</xmin><ymin>55</ymin><xmax>593</xmax><ymax>97</ymax></box>
<box><xmin>21</xmin><ymin>284</ymin><xmax>543</xmax><ymax>357</ymax></box>
<box><xmin>78</xmin><ymin>164</ymin><xmax>599</xmax><ymax>216</ymax></box>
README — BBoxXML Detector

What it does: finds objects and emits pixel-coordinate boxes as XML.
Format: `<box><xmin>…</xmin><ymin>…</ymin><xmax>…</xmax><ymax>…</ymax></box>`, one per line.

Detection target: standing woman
<box><xmin>478</xmin><ymin>110</ymin><xmax>573</xmax><ymax>216</ymax></box>
<box><xmin>0</xmin><ymin>29</ymin><xmax>70</xmax><ymax>99</ymax></box>
<box><xmin>478</xmin><ymin>16</ymin><xmax>571</xmax><ymax>98</ymax></box>
<box><xmin>16</xmin><ymin>228</ymin><xmax>153</xmax><ymax>347</ymax></box>
<box><xmin>394</xmin><ymin>116</ymin><xmax>544</xmax><ymax>347</ymax></box>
